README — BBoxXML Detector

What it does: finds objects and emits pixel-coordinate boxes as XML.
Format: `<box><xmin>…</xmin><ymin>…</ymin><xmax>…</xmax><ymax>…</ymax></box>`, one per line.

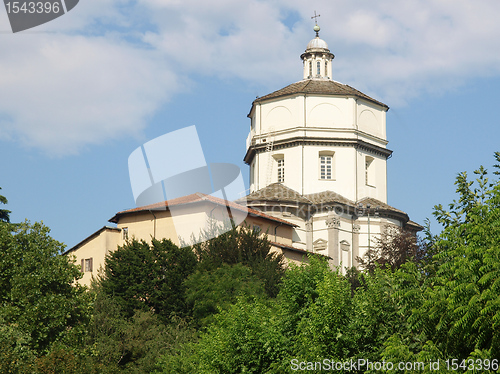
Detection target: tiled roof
<box><xmin>270</xmin><ymin>241</ymin><xmax>332</xmax><ymax>259</ymax></box>
<box><xmin>242</xmin><ymin>183</ymin><xmax>311</xmax><ymax>204</ymax></box>
<box><xmin>355</xmin><ymin>197</ymin><xmax>406</xmax><ymax>216</ymax></box>
<box><xmin>305</xmin><ymin>190</ymin><xmax>354</xmax><ymax>206</ymax></box>
<box><xmin>253</xmin><ymin>80</ymin><xmax>388</xmax><ymax>109</ymax></box>
<box><xmin>243</xmin><ymin>185</ymin><xmax>355</xmax><ymax>208</ymax></box>
<box><xmin>109</xmin><ymin>193</ymin><xmax>296</xmax><ymax>227</ymax></box>
<box><xmin>242</xmin><ymin>186</ymin><xmax>421</xmax><ymax>230</ymax></box>
<box><xmin>405</xmin><ymin>220</ymin><xmax>424</xmax><ymax>231</ymax></box>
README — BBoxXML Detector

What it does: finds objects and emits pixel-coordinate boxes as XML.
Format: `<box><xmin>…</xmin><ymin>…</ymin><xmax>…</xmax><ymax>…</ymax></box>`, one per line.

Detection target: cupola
<box><xmin>300</xmin><ymin>24</ymin><xmax>335</xmax><ymax>80</ymax></box>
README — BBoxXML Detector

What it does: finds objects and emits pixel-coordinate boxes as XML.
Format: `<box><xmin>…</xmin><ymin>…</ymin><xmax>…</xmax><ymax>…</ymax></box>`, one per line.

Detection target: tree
<box><xmin>0</xmin><ymin>187</ymin><xmax>10</xmax><ymax>223</ymax></box>
<box><xmin>100</xmin><ymin>238</ymin><xmax>197</xmax><ymax>320</ymax></box>
<box><xmin>382</xmin><ymin>152</ymin><xmax>500</xmax><ymax>362</ymax></box>
<box><xmin>0</xmin><ymin>322</ymin><xmax>37</xmax><ymax>374</ymax></box>
<box><xmin>0</xmin><ymin>221</ymin><xmax>89</xmax><ymax>354</ymax></box>
<box><xmin>358</xmin><ymin>225</ymin><xmax>428</xmax><ymax>272</ymax></box>
<box><xmin>83</xmin><ymin>287</ymin><xmax>196</xmax><ymax>374</ymax></box>
<box><xmin>184</xmin><ymin>263</ymin><xmax>266</xmax><ymax>327</ymax></box>
<box><xmin>425</xmin><ymin>154</ymin><xmax>500</xmax><ymax>358</ymax></box>
<box><xmin>176</xmin><ymin>297</ymin><xmax>281</xmax><ymax>374</ymax></box>
<box><xmin>192</xmin><ymin>223</ymin><xmax>286</xmax><ymax>297</ymax></box>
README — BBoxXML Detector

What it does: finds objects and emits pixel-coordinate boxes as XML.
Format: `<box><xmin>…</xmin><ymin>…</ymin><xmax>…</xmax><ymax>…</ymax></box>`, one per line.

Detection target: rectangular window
<box><xmin>85</xmin><ymin>258</ymin><xmax>93</xmax><ymax>272</ymax></box>
<box><xmin>277</xmin><ymin>158</ymin><xmax>285</xmax><ymax>183</ymax></box>
<box><xmin>123</xmin><ymin>227</ymin><xmax>129</xmax><ymax>240</ymax></box>
<box><xmin>365</xmin><ymin>156</ymin><xmax>374</xmax><ymax>186</ymax></box>
<box><xmin>317</xmin><ymin>61</ymin><xmax>321</xmax><ymax>76</ymax></box>
<box><xmin>320</xmin><ymin>155</ymin><xmax>332</xmax><ymax>179</ymax></box>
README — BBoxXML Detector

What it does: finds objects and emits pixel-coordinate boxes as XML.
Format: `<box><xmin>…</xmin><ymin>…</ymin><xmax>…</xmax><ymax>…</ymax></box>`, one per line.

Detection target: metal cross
<box><xmin>311</xmin><ymin>11</ymin><xmax>320</xmax><ymax>25</ymax></box>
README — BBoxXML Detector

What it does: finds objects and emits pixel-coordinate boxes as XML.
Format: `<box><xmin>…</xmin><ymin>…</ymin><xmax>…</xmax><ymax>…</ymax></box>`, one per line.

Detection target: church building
<box><xmin>65</xmin><ymin>22</ymin><xmax>421</xmax><ymax>286</ymax></box>
<box><xmin>240</xmin><ymin>23</ymin><xmax>421</xmax><ymax>268</ymax></box>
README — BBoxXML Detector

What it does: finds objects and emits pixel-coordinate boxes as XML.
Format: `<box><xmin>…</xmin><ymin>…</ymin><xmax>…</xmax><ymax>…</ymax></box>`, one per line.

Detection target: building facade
<box><xmin>241</xmin><ymin>24</ymin><xmax>421</xmax><ymax>269</ymax></box>
<box><xmin>67</xmin><ymin>24</ymin><xmax>421</xmax><ymax>285</ymax></box>
<box><xmin>66</xmin><ymin>193</ymin><xmax>307</xmax><ymax>286</ymax></box>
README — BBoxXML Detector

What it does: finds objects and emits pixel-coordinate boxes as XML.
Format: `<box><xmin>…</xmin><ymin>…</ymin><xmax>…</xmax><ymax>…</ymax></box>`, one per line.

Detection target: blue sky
<box><xmin>1</xmin><ymin>1</ymin><xmax>499</xmax><ymax>249</ymax></box>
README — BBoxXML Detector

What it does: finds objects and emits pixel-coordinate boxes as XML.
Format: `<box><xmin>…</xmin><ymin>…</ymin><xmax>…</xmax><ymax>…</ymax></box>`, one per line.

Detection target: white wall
<box><xmin>247</xmin><ymin>93</ymin><xmax>389</xmax><ymax>202</ymax></box>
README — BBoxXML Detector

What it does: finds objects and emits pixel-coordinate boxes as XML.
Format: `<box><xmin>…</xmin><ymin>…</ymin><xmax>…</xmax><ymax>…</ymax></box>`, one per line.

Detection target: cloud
<box><xmin>1</xmin><ymin>0</ymin><xmax>500</xmax><ymax>155</ymax></box>
<box><xmin>142</xmin><ymin>0</ymin><xmax>500</xmax><ymax>104</ymax></box>
<box><xmin>0</xmin><ymin>34</ymin><xmax>178</xmax><ymax>156</ymax></box>
<box><xmin>313</xmin><ymin>0</ymin><xmax>500</xmax><ymax>104</ymax></box>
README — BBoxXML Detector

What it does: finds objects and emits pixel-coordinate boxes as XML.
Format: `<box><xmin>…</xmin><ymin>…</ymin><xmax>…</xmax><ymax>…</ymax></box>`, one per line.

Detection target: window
<box><xmin>85</xmin><ymin>258</ymin><xmax>93</xmax><ymax>272</ymax></box>
<box><xmin>81</xmin><ymin>258</ymin><xmax>93</xmax><ymax>272</ymax></box>
<box><xmin>317</xmin><ymin>61</ymin><xmax>321</xmax><ymax>76</ymax></box>
<box><xmin>123</xmin><ymin>227</ymin><xmax>129</xmax><ymax>240</ymax></box>
<box><xmin>320</xmin><ymin>155</ymin><xmax>332</xmax><ymax>179</ymax></box>
<box><xmin>273</xmin><ymin>154</ymin><xmax>285</xmax><ymax>183</ymax></box>
<box><xmin>309</xmin><ymin>61</ymin><xmax>312</xmax><ymax>77</ymax></box>
<box><xmin>325</xmin><ymin>61</ymin><xmax>328</xmax><ymax>76</ymax></box>
<box><xmin>319</xmin><ymin>151</ymin><xmax>335</xmax><ymax>180</ymax></box>
<box><xmin>365</xmin><ymin>156</ymin><xmax>375</xmax><ymax>186</ymax></box>
<box><xmin>252</xmin><ymin>224</ymin><xmax>261</xmax><ymax>234</ymax></box>
<box><xmin>277</xmin><ymin>158</ymin><xmax>285</xmax><ymax>183</ymax></box>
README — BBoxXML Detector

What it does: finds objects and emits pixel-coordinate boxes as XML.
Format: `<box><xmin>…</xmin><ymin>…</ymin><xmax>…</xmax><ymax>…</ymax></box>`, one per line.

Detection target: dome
<box><xmin>306</xmin><ymin>36</ymin><xmax>329</xmax><ymax>51</ymax></box>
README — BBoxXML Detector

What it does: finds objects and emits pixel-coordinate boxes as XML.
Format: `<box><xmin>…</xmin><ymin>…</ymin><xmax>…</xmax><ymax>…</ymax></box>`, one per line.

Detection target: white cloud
<box><xmin>0</xmin><ymin>33</ymin><xmax>179</xmax><ymax>156</ymax></box>
<box><xmin>1</xmin><ymin>0</ymin><xmax>500</xmax><ymax>155</ymax></box>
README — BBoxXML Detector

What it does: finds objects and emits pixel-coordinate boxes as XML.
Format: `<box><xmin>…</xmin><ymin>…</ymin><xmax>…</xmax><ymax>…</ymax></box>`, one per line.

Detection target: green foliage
<box><xmin>100</xmin><ymin>238</ymin><xmax>197</xmax><ymax>320</ymax></box>
<box><xmin>85</xmin><ymin>288</ymin><xmax>197</xmax><ymax>374</ymax></box>
<box><xmin>0</xmin><ymin>221</ymin><xmax>88</xmax><ymax>354</ymax></box>
<box><xmin>388</xmin><ymin>152</ymin><xmax>500</xmax><ymax>361</ymax></box>
<box><xmin>193</xmin><ymin>298</ymin><xmax>283</xmax><ymax>374</ymax></box>
<box><xmin>358</xmin><ymin>225</ymin><xmax>428</xmax><ymax>272</ymax></box>
<box><xmin>35</xmin><ymin>347</ymin><xmax>85</xmax><ymax>374</ymax></box>
<box><xmin>294</xmin><ymin>269</ymin><xmax>352</xmax><ymax>360</ymax></box>
<box><xmin>192</xmin><ymin>223</ymin><xmax>286</xmax><ymax>297</ymax></box>
<box><xmin>277</xmin><ymin>255</ymin><xmax>331</xmax><ymax>331</ymax></box>
<box><xmin>184</xmin><ymin>263</ymin><xmax>266</xmax><ymax>327</ymax></box>
<box><xmin>420</xmin><ymin>154</ymin><xmax>500</xmax><ymax>359</ymax></box>
<box><xmin>5</xmin><ymin>154</ymin><xmax>500</xmax><ymax>372</ymax></box>
<box><xmin>0</xmin><ymin>187</ymin><xmax>10</xmax><ymax>223</ymax></box>
<box><xmin>0</xmin><ymin>322</ymin><xmax>37</xmax><ymax>374</ymax></box>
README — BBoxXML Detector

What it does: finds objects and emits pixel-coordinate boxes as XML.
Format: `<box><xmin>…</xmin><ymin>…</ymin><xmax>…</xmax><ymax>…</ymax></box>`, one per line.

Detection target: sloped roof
<box><xmin>252</xmin><ymin>79</ymin><xmax>388</xmax><ymax>110</ymax></box>
<box><xmin>243</xmin><ymin>183</ymin><xmax>312</xmax><ymax>204</ymax></box>
<box><xmin>405</xmin><ymin>220</ymin><xmax>424</xmax><ymax>231</ymax></box>
<box><xmin>109</xmin><ymin>192</ymin><xmax>296</xmax><ymax>227</ymax></box>
<box><xmin>242</xmin><ymin>186</ymin><xmax>421</xmax><ymax>231</ymax></box>
<box><xmin>305</xmin><ymin>190</ymin><xmax>355</xmax><ymax>206</ymax></box>
<box><xmin>270</xmin><ymin>241</ymin><xmax>331</xmax><ymax>259</ymax></box>
<box><xmin>355</xmin><ymin>197</ymin><xmax>406</xmax><ymax>216</ymax></box>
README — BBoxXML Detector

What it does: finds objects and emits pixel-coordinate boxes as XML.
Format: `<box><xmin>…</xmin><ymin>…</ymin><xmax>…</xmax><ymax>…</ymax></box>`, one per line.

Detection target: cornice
<box><xmin>244</xmin><ymin>136</ymin><xmax>393</xmax><ymax>164</ymax></box>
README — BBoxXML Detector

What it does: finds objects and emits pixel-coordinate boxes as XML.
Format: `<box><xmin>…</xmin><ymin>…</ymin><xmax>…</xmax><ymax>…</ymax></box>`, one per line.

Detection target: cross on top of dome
<box><xmin>301</xmin><ymin>12</ymin><xmax>334</xmax><ymax>80</ymax></box>
<box><xmin>311</xmin><ymin>10</ymin><xmax>321</xmax><ymax>36</ymax></box>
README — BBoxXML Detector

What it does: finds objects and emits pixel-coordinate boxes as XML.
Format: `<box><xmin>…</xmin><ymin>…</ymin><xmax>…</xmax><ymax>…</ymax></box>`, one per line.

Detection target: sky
<box><xmin>1</xmin><ymin>0</ymin><xmax>500</xmax><ymax>249</ymax></box>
